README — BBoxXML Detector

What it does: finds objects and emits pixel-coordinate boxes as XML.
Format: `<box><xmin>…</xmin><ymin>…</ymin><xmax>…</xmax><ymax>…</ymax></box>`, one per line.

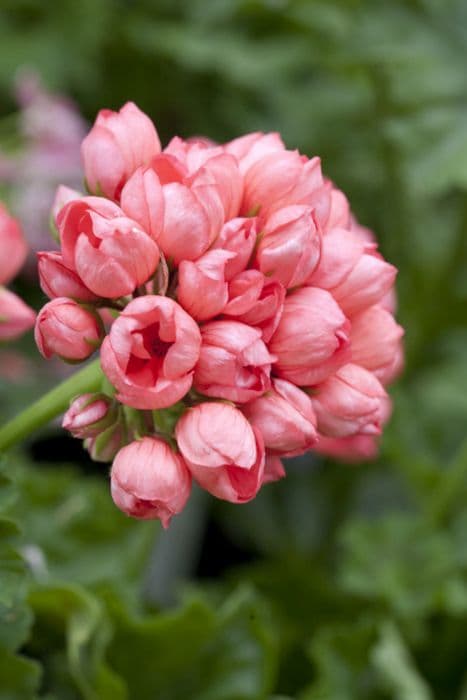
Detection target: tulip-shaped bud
<box><xmin>120</xmin><ymin>166</ymin><xmax>164</xmax><ymax>240</ymax></box>
<box><xmin>311</xmin><ymin>364</ymin><xmax>388</xmax><ymax>438</ymax></box>
<box><xmin>175</xmin><ymin>403</ymin><xmax>265</xmax><ymax>503</ymax></box>
<box><xmin>255</xmin><ymin>205</ymin><xmax>321</xmax><ymax>288</ymax></box>
<box><xmin>194</xmin><ymin>320</ymin><xmax>275</xmax><ymax>403</ymax></box>
<box><xmin>0</xmin><ymin>204</ymin><xmax>28</xmax><ymax>286</ymax></box>
<box><xmin>35</xmin><ymin>297</ymin><xmax>103</xmax><ymax>361</ymax></box>
<box><xmin>307</xmin><ymin>228</ymin><xmax>364</xmax><ymax>290</ymax></box>
<box><xmin>350</xmin><ymin>305</ymin><xmax>404</xmax><ymax>384</ymax></box>
<box><xmin>58</xmin><ymin>197</ymin><xmax>160</xmax><ymax>298</ymax></box>
<box><xmin>177</xmin><ymin>249</ymin><xmax>234</xmax><ymax>321</ymax></box>
<box><xmin>38</xmin><ymin>251</ymin><xmax>98</xmax><ymax>302</ymax></box>
<box><xmin>233</xmin><ymin>278</ymin><xmax>285</xmax><ymax>343</ymax></box>
<box><xmin>211</xmin><ymin>217</ymin><xmax>257</xmax><ymax>281</ymax></box>
<box><xmin>81</xmin><ymin>101</ymin><xmax>161</xmax><ymax>200</ymax></box>
<box><xmin>0</xmin><ymin>288</ymin><xmax>36</xmax><ymax>341</ymax></box>
<box><xmin>269</xmin><ymin>287</ymin><xmax>350</xmax><ymax>386</ymax></box>
<box><xmin>243</xmin><ymin>378</ymin><xmax>318</xmax><ymax>457</ymax></box>
<box><xmin>111</xmin><ymin>437</ymin><xmax>191</xmax><ymax>526</ymax></box>
<box><xmin>157</xmin><ymin>180</ymin><xmax>224</xmax><ymax>264</ymax></box>
<box><xmin>101</xmin><ymin>295</ymin><xmax>201</xmax><ymax>409</ymax></box>
<box><xmin>62</xmin><ymin>393</ymin><xmax>118</xmax><ymax>439</ymax></box>
<box><xmin>331</xmin><ymin>248</ymin><xmax>397</xmax><ymax>317</ymax></box>
<box><xmin>242</xmin><ymin>151</ymin><xmax>330</xmax><ymax>226</ymax></box>
<box><xmin>196</xmin><ymin>153</ymin><xmax>243</xmax><ymax>221</ymax></box>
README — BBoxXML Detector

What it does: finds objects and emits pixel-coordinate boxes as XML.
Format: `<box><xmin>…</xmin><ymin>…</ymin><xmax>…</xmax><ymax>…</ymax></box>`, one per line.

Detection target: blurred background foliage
<box><xmin>1</xmin><ymin>0</ymin><xmax>467</xmax><ymax>697</ymax></box>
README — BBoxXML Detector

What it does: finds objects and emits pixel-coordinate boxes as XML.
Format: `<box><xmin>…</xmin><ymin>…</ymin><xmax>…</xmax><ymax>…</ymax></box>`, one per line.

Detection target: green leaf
<box><xmin>0</xmin><ymin>647</ymin><xmax>41</xmax><ymax>700</ymax></box>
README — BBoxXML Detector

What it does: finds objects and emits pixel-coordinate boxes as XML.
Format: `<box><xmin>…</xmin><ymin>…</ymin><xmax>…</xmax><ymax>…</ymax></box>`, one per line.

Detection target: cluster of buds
<box><xmin>0</xmin><ymin>204</ymin><xmax>36</xmax><ymax>341</ymax></box>
<box><xmin>36</xmin><ymin>102</ymin><xmax>403</xmax><ymax>527</ymax></box>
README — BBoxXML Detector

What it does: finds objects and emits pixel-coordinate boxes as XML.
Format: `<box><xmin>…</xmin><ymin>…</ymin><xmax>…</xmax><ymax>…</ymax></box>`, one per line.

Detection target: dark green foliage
<box><xmin>1</xmin><ymin>0</ymin><xmax>467</xmax><ymax>697</ymax></box>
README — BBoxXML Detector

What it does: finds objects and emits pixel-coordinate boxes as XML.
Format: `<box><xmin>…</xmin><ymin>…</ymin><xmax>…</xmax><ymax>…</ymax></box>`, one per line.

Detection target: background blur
<box><xmin>1</xmin><ymin>1</ymin><xmax>467</xmax><ymax>697</ymax></box>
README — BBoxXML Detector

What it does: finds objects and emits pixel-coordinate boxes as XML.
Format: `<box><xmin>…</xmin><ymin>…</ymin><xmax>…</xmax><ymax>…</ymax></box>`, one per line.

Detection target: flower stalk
<box><xmin>0</xmin><ymin>358</ymin><xmax>104</xmax><ymax>451</ymax></box>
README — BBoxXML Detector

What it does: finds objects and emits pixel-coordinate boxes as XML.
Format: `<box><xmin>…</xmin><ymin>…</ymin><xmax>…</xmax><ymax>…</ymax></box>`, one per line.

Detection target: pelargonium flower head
<box><xmin>101</xmin><ymin>295</ymin><xmax>201</xmax><ymax>409</ymax></box>
<box><xmin>32</xmin><ymin>105</ymin><xmax>404</xmax><ymax>521</ymax></box>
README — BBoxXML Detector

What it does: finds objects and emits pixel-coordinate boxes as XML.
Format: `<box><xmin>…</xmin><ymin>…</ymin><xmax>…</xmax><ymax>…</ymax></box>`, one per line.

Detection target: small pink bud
<box><xmin>331</xmin><ymin>249</ymin><xmax>397</xmax><ymax>317</ymax></box>
<box><xmin>314</xmin><ymin>434</ymin><xmax>380</xmax><ymax>462</ymax></box>
<box><xmin>81</xmin><ymin>102</ymin><xmax>161</xmax><ymax>200</ymax></box>
<box><xmin>101</xmin><ymin>295</ymin><xmax>201</xmax><ymax>409</ymax></box>
<box><xmin>111</xmin><ymin>437</ymin><xmax>191</xmax><ymax>526</ymax></box>
<box><xmin>312</xmin><ymin>364</ymin><xmax>388</xmax><ymax>438</ymax></box>
<box><xmin>62</xmin><ymin>393</ymin><xmax>117</xmax><ymax>439</ymax></box>
<box><xmin>269</xmin><ymin>287</ymin><xmax>351</xmax><ymax>386</ymax></box>
<box><xmin>0</xmin><ymin>203</ymin><xmax>28</xmax><ymax>286</ymax></box>
<box><xmin>35</xmin><ymin>297</ymin><xmax>102</xmax><ymax>361</ymax></box>
<box><xmin>58</xmin><ymin>197</ymin><xmax>160</xmax><ymax>298</ymax></box>
<box><xmin>38</xmin><ymin>251</ymin><xmax>98</xmax><ymax>302</ymax></box>
<box><xmin>0</xmin><ymin>288</ymin><xmax>36</xmax><ymax>341</ymax></box>
<box><xmin>243</xmin><ymin>378</ymin><xmax>318</xmax><ymax>457</ymax></box>
<box><xmin>175</xmin><ymin>403</ymin><xmax>265</xmax><ymax>504</ymax></box>
<box><xmin>194</xmin><ymin>320</ymin><xmax>275</xmax><ymax>403</ymax></box>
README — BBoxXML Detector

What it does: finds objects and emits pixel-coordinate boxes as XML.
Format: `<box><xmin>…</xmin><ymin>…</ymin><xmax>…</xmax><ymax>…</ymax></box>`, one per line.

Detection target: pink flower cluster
<box><xmin>36</xmin><ymin>102</ymin><xmax>403</xmax><ymax>527</ymax></box>
<box><xmin>0</xmin><ymin>204</ymin><xmax>35</xmax><ymax>341</ymax></box>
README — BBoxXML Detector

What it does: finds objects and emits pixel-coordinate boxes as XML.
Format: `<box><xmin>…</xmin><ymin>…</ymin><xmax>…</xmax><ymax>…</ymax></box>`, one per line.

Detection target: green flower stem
<box><xmin>0</xmin><ymin>358</ymin><xmax>104</xmax><ymax>452</ymax></box>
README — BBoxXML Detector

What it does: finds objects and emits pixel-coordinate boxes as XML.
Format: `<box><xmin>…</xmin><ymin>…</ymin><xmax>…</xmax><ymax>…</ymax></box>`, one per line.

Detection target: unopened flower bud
<box><xmin>62</xmin><ymin>393</ymin><xmax>118</xmax><ymax>439</ymax></box>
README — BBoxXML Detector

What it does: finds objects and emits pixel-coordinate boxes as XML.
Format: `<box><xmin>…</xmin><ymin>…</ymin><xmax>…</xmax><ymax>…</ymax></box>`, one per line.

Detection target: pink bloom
<box><xmin>175</xmin><ymin>402</ymin><xmax>265</xmax><ymax>503</ymax></box>
<box><xmin>58</xmin><ymin>197</ymin><xmax>160</xmax><ymax>298</ymax></box>
<box><xmin>311</xmin><ymin>364</ymin><xmax>388</xmax><ymax>438</ymax></box>
<box><xmin>224</xmin><ymin>131</ymin><xmax>285</xmax><ymax>174</ymax></box>
<box><xmin>241</xmin><ymin>150</ymin><xmax>330</xmax><ymax>226</ymax></box>
<box><xmin>100</xmin><ymin>295</ymin><xmax>201</xmax><ymax>409</ymax></box>
<box><xmin>350</xmin><ymin>305</ymin><xmax>404</xmax><ymax>384</ymax></box>
<box><xmin>190</xmin><ymin>153</ymin><xmax>243</xmax><ymax>221</ymax></box>
<box><xmin>243</xmin><ymin>378</ymin><xmax>318</xmax><ymax>456</ymax></box>
<box><xmin>224</xmin><ymin>274</ymin><xmax>285</xmax><ymax>343</ymax></box>
<box><xmin>38</xmin><ymin>251</ymin><xmax>98</xmax><ymax>302</ymax></box>
<box><xmin>120</xmin><ymin>166</ymin><xmax>164</xmax><ymax>240</ymax></box>
<box><xmin>157</xmin><ymin>181</ymin><xmax>224</xmax><ymax>264</ymax></box>
<box><xmin>331</xmin><ymin>248</ymin><xmax>397</xmax><ymax>317</ymax></box>
<box><xmin>0</xmin><ymin>204</ymin><xmax>28</xmax><ymax>285</ymax></box>
<box><xmin>35</xmin><ymin>297</ymin><xmax>102</xmax><ymax>361</ymax></box>
<box><xmin>269</xmin><ymin>287</ymin><xmax>350</xmax><ymax>386</ymax></box>
<box><xmin>81</xmin><ymin>102</ymin><xmax>161</xmax><ymax>200</ymax></box>
<box><xmin>62</xmin><ymin>393</ymin><xmax>117</xmax><ymax>439</ymax></box>
<box><xmin>0</xmin><ymin>288</ymin><xmax>36</xmax><ymax>341</ymax></box>
<box><xmin>211</xmin><ymin>217</ymin><xmax>257</xmax><ymax>281</ymax></box>
<box><xmin>307</xmin><ymin>228</ymin><xmax>364</xmax><ymax>290</ymax></box>
<box><xmin>194</xmin><ymin>320</ymin><xmax>275</xmax><ymax>403</ymax></box>
<box><xmin>111</xmin><ymin>437</ymin><xmax>192</xmax><ymax>526</ymax></box>
<box><xmin>314</xmin><ymin>434</ymin><xmax>379</xmax><ymax>462</ymax></box>
<box><xmin>177</xmin><ymin>249</ymin><xmax>234</xmax><ymax>321</ymax></box>
<box><xmin>255</xmin><ymin>205</ymin><xmax>321</xmax><ymax>288</ymax></box>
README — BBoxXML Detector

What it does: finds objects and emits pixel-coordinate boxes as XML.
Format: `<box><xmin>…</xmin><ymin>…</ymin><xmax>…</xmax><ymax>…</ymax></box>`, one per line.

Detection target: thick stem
<box><xmin>0</xmin><ymin>358</ymin><xmax>104</xmax><ymax>452</ymax></box>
